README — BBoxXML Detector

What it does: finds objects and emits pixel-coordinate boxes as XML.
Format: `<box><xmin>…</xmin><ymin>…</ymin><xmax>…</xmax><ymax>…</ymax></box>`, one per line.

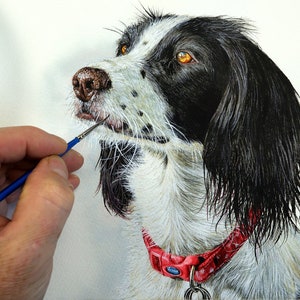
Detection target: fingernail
<box><xmin>69</xmin><ymin>174</ymin><xmax>80</xmax><ymax>189</ymax></box>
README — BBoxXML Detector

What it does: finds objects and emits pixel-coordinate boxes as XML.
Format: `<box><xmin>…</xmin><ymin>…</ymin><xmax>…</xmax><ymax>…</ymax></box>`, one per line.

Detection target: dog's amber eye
<box><xmin>176</xmin><ymin>51</ymin><xmax>194</xmax><ymax>64</ymax></box>
<box><xmin>121</xmin><ymin>44</ymin><xmax>128</xmax><ymax>55</ymax></box>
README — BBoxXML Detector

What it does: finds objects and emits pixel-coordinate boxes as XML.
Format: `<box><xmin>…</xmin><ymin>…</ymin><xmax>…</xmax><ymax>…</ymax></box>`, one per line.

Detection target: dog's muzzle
<box><xmin>72</xmin><ymin>66</ymin><xmax>169</xmax><ymax>144</ymax></box>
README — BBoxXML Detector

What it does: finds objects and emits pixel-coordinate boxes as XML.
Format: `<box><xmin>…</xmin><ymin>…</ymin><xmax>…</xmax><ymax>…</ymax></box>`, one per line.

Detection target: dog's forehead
<box><xmin>129</xmin><ymin>15</ymin><xmax>190</xmax><ymax>56</ymax></box>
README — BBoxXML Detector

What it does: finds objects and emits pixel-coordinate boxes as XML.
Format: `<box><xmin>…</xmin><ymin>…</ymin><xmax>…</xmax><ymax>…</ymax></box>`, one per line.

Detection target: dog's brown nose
<box><xmin>72</xmin><ymin>67</ymin><xmax>112</xmax><ymax>102</ymax></box>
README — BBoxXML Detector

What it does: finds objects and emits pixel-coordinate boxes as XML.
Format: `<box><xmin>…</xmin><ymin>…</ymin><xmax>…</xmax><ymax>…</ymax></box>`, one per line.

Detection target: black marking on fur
<box><xmin>123</xmin><ymin>123</ymin><xmax>129</xmax><ymax>130</ymax></box>
<box><xmin>131</xmin><ymin>90</ymin><xmax>138</xmax><ymax>97</ymax></box>
<box><xmin>140</xmin><ymin>70</ymin><xmax>146</xmax><ymax>78</ymax></box>
<box><xmin>143</xmin><ymin>135</ymin><xmax>169</xmax><ymax>144</ymax></box>
<box><xmin>141</xmin><ymin>123</ymin><xmax>153</xmax><ymax>134</ymax></box>
<box><xmin>120</xmin><ymin>104</ymin><xmax>127</xmax><ymax>110</ymax></box>
<box><xmin>164</xmin><ymin>155</ymin><xmax>168</xmax><ymax>167</ymax></box>
<box><xmin>138</xmin><ymin>110</ymin><xmax>144</xmax><ymax>116</ymax></box>
<box><xmin>97</xmin><ymin>141</ymin><xmax>140</xmax><ymax>217</ymax></box>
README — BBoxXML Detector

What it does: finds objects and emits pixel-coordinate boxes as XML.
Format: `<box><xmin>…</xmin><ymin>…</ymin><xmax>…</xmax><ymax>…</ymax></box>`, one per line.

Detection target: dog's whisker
<box><xmin>164</xmin><ymin>117</ymin><xmax>189</xmax><ymax>143</ymax></box>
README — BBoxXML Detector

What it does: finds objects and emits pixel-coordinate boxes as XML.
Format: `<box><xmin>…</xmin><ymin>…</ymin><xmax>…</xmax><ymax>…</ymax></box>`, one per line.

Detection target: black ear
<box><xmin>203</xmin><ymin>30</ymin><xmax>300</xmax><ymax>245</ymax></box>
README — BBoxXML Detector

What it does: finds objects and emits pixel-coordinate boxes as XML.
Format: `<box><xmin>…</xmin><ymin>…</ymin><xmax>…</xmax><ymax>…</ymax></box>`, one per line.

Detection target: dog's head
<box><xmin>72</xmin><ymin>10</ymin><xmax>300</xmax><ymax>245</ymax></box>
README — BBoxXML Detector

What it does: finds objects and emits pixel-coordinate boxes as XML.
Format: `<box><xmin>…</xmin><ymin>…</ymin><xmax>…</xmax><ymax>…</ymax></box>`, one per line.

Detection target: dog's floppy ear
<box><xmin>203</xmin><ymin>30</ymin><xmax>300</xmax><ymax>245</ymax></box>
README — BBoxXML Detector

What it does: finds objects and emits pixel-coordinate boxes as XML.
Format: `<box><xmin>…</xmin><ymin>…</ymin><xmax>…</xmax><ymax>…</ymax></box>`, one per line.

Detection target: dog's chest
<box><xmin>127</xmin><ymin>147</ymin><xmax>227</xmax><ymax>254</ymax></box>
<box><xmin>129</xmin><ymin>150</ymin><xmax>177</xmax><ymax>224</ymax></box>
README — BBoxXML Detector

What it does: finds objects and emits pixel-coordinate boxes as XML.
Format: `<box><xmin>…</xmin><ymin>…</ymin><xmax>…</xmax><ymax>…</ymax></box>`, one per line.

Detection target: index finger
<box><xmin>0</xmin><ymin>126</ymin><xmax>67</xmax><ymax>163</ymax></box>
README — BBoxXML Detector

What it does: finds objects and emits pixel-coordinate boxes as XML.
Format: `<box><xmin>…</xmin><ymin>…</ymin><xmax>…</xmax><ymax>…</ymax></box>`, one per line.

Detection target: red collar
<box><xmin>142</xmin><ymin>220</ymin><xmax>255</xmax><ymax>283</ymax></box>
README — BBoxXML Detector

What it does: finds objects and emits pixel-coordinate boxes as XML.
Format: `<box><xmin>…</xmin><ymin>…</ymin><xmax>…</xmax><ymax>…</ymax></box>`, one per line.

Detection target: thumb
<box><xmin>11</xmin><ymin>155</ymin><xmax>76</xmax><ymax>244</ymax></box>
<box><xmin>0</xmin><ymin>156</ymin><xmax>77</xmax><ymax>299</ymax></box>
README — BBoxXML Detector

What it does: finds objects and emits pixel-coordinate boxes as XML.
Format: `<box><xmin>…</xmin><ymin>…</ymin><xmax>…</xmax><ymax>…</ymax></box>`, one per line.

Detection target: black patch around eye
<box><xmin>142</xmin><ymin>18</ymin><xmax>231</xmax><ymax>143</ymax></box>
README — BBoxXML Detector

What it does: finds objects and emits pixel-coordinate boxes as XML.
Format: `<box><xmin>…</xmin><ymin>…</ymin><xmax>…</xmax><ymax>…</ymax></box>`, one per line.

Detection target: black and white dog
<box><xmin>72</xmin><ymin>10</ymin><xmax>300</xmax><ymax>299</ymax></box>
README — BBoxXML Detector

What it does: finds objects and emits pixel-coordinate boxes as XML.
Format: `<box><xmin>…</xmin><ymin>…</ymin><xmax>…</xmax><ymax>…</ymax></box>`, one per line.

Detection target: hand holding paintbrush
<box><xmin>0</xmin><ymin>120</ymin><xmax>105</xmax><ymax>298</ymax></box>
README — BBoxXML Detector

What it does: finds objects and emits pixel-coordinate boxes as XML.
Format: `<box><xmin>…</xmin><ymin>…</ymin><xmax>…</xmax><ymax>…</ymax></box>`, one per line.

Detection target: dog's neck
<box><xmin>128</xmin><ymin>142</ymin><xmax>231</xmax><ymax>256</ymax></box>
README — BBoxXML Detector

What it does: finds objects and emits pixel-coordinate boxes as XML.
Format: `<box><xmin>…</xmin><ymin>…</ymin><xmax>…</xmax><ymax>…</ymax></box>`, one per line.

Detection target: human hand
<box><xmin>0</xmin><ymin>126</ymin><xmax>84</xmax><ymax>299</ymax></box>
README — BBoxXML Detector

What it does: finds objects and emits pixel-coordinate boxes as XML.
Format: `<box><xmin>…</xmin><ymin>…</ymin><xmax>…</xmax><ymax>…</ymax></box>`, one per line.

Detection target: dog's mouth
<box><xmin>77</xmin><ymin>110</ymin><xmax>123</xmax><ymax>132</ymax></box>
<box><xmin>76</xmin><ymin>107</ymin><xmax>169</xmax><ymax>144</ymax></box>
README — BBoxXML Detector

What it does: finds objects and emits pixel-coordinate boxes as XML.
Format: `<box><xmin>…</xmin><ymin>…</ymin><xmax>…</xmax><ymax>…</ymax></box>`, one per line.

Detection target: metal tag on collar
<box><xmin>184</xmin><ymin>266</ymin><xmax>211</xmax><ymax>300</ymax></box>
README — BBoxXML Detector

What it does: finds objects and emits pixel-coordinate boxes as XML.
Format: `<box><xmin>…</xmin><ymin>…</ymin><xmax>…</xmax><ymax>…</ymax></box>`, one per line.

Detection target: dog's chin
<box><xmin>76</xmin><ymin>111</ymin><xmax>169</xmax><ymax>144</ymax></box>
<box><xmin>77</xmin><ymin>111</ymin><xmax>122</xmax><ymax>129</ymax></box>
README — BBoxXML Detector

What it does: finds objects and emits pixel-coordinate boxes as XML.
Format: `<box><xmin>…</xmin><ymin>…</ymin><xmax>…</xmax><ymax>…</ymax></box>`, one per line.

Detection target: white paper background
<box><xmin>0</xmin><ymin>0</ymin><xmax>299</xmax><ymax>299</ymax></box>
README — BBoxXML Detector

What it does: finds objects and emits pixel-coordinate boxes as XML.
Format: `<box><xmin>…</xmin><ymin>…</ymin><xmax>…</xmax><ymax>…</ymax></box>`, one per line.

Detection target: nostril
<box><xmin>72</xmin><ymin>67</ymin><xmax>112</xmax><ymax>102</ymax></box>
<box><xmin>106</xmin><ymin>79</ymin><xmax>112</xmax><ymax>90</ymax></box>
<box><xmin>85</xmin><ymin>79</ymin><xmax>94</xmax><ymax>91</ymax></box>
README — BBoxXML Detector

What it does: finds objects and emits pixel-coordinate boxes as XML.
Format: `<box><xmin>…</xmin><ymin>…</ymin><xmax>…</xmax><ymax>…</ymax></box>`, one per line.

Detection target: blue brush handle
<box><xmin>0</xmin><ymin>137</ymin><xmax>80</xmax><ymax>202</ymax></box>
